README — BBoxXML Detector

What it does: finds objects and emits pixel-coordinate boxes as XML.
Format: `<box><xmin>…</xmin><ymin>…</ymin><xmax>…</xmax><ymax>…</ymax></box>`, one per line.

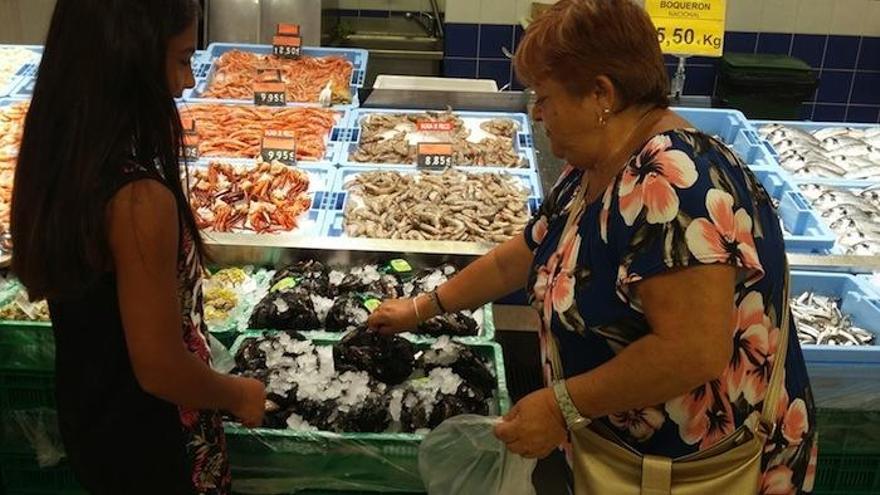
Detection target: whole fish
<box><xmin>812</xmin><ymin>127</ymin><xmax>854</xmax><ymax>141</ymax></box>
<box><xmin>764</xmin><ymin>124</ymin><xmax>880</xmax><ymax>181</ymax></box>
<box><xmin>844</xmin><ymin>165</ymin><xmax>880</xmax><ymax>181</ymax></box>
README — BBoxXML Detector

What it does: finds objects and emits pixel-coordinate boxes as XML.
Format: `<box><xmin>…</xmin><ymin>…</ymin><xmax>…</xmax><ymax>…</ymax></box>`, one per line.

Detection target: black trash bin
<box><xmin>716</xmin><ymin>53</ymin><xmax>819</xmax><ymax>120</ymax></box>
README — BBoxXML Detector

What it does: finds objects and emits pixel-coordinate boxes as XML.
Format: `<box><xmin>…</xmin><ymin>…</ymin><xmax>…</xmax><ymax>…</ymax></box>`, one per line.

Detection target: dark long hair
<box><xmin>11</xmin><ymin>0</ymin><xmax>203</xmax><ymax>300</ymax></box>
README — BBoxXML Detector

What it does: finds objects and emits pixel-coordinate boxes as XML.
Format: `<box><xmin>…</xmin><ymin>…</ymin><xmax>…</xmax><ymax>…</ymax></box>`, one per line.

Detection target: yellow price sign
<box><xmin>646</xmin><ymin>0</ymin><xmax>726</xmax><ymax>57</ymax></box>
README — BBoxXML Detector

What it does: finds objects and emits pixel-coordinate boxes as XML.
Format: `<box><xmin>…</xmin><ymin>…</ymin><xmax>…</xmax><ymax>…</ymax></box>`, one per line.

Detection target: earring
<box><xmin>599</xmin><ymin>108</ymin><xmax>611</xmax><ymax>126</ymax></box>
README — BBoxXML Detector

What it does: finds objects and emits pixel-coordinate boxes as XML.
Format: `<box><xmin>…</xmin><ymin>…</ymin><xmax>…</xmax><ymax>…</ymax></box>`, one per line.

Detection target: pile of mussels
<box><xmin>248</xmin><ymin>260</ymin><xmax>480</xmax><ymax>337</ymax></box>
<box><xmin>233</xmin><ymin>330</ymin><xmax>498</xmax><ymax>433</ymax></box>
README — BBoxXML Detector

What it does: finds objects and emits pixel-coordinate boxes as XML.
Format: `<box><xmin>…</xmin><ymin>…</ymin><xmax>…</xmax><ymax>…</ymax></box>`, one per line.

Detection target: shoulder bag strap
<box><xmin>756</xmin><ymin>260</ymin><xmax>791</xmax><ymax>436</ymax></box>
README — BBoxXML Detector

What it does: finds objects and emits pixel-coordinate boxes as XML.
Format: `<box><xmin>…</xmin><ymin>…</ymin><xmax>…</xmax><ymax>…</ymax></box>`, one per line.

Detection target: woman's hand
<box><xmin>368</xmin><ymin>298</ymin><xmax>420</xmax><ymax>335</ymax></box>
<box><xmin>494</xmin><ymin>388</ymin><xmax>567</xmax><ymax>459</ymax></box>
<box><xmin>231</xmin><ymin>377</ymin><xmax>266</xmax><ymax>428</ymax></box>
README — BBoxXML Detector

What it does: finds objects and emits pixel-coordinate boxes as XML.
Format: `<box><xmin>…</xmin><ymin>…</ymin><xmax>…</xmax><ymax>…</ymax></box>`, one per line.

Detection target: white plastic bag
<box><xmin>418</xmin><ymin>415</ymin><xmax>537</xmax><ymax>495</ymax></box>
<box><xmin>209</xmin><ymin>334</ymin><xmax>235</xmax><ymax>374</ymax></box>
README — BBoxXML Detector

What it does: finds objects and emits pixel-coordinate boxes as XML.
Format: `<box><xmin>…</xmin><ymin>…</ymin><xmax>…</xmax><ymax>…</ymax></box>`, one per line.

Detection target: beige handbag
<box><xmin>551</xmin><ymin>171</ymin><xmax>791</xmax><ymax>495</ymax></box>
<box><xmin>567</xmin><ymin>267</ymin><xmax>791</xmax><ymax>495</ymax></box>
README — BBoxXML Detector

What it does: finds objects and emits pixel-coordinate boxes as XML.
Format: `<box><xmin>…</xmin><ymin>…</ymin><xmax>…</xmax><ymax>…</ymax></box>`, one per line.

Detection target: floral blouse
<box><xmin>525</xmin><ymin>129</ymin><xmax>818</xmax><ymax>494</ymax></box>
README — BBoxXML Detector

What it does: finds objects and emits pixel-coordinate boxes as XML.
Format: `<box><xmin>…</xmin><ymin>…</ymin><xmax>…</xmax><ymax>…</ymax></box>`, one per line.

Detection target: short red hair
<box><xmin>515</xmin><ymin>0</ymin><xmax>669</xmax><ymax>109</ymax></box>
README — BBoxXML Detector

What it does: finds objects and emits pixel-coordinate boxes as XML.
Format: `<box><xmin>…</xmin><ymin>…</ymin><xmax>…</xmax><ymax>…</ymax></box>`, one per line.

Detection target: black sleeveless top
<box><xmin>48</xmin><ymin>165</ymin><xmax>230</xmax><ymax>495</ymax></box>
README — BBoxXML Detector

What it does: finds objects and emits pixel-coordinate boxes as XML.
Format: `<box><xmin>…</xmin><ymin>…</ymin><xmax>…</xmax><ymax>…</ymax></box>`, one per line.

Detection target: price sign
<box><xmin>646</xmin><ymin>0</ymin><xmax>726</xmax><ymax>57</ymax></box>
<box><xmin>181</xmin><ymin>116</ymin><xmax>199</xmax><ymax>160</ymax></box>
<box><xmin>261</xmin><ymin>129</ymin><xmax>297</xmax><ymax>165</ymax></box>
<box><xmin>417</xmin><ymin>143</ymin><xmax>454</xmax><ymax>169</ymax></box>
<box><xmin>254</xmin><ymin>68</ymin><xmax>286</xmax><ymax>107</ymax></box>
<box><xmin>416</xmin><ymin>120</ymin><xmax>455</xmax><ymax>132</ymax></box>
<box><xmin>273</xmin><ymin>23</ymin><xmax>302</xmax><ymax>58</ymax></box>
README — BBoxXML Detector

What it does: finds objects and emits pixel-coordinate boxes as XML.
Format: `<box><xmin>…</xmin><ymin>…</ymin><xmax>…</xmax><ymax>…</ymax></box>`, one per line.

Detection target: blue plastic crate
<box><xmin>188</xmin><ymin>160</ymin><xmax>335</xmax><ymax>238</ymax></box>
<box><xmin>858</xmin><ymin>274</ymin><xmax>880</xmax><ymax>295</ymax></box>
<box><xmin>752</xmin><ymin>119</ymin><xmax>880</xmax><ymax>186</ymax></box>
<box><xmin>791</xmin><ymin>270</ymin><xmax>880</xmax><ymax>365</ymax></box>
<box><xmin>334</xmin><ymin>108</ymin><xmax>538</xmax><ymax>173</ymax></box>
<box><xmin>0</xmin><ymin>45</ymin><xmax>41</xmax><ymax>98</ymax></box>
<box><xmin>672</xmin><ymin>107</ymin><xmax>777</xmax><ymax>169</ymax></box>
<box><xmin>176</xmin><ymin>101</ymin><xmax>349</xmax><ymax>168</ymax></box>
<box><xmin>321</xmin><ymin>167</ymin><xmax>542</xmax><ymax>239</ymax></box>
<box><xmin>186</xmin><ymin>43</ymin><xmax>368</xmax><ymax>107</ymax></box>
<box><xmin>749</xmin><ymin>167</ymin><xmax>837</xmax><ymax>253</ymax></box>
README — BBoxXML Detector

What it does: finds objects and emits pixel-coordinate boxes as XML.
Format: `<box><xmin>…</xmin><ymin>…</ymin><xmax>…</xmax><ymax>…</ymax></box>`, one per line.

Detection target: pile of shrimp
<box><xmin>201</xmin><ymin>50</ymin><xmax>353</xmax><ymax>104</ymax></box>
<box><xmin>189</xmin><ymin>160</ymin><xmax>312</xmax><ymax>234</ymax></box>
<box><xmin>178</xmin><ymin>104</ymin><xmax>340</xmax><ymax>161</ymax></box>
<box><xmin>0</xmin><ymin>100</ymin><xmax>30</xmax><ymax>233</ymax></box>
<box><xmin>0</xmin><ymin>47</ymin><xmax>38</xmax><ymax>91</ymax></box>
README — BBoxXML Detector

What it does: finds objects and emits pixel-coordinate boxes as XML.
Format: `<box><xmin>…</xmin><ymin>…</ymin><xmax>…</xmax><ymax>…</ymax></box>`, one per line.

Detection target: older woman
<box><xmin>369</xmin><ymin>0</ymin><xmax>817</xmax><ymax>492</ymax></box>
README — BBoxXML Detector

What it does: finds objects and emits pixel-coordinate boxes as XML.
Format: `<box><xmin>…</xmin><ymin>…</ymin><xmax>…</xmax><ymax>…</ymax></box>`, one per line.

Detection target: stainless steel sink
<box><xmin>336</xmin><ymin>32</ymin><xmax>443</xmax><ymax>56</ymax></box>
<box><xmin>321</xmin><ymin>11</ymin><xmax>445</xmax><ymax>87</ymax></box>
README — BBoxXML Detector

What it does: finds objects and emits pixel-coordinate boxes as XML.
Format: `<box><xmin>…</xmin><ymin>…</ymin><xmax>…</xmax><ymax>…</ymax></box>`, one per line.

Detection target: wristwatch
<box><xmin>552</xmin><ymin>379</ymin><xmax>591</xmax><ymax>430</ymax></box>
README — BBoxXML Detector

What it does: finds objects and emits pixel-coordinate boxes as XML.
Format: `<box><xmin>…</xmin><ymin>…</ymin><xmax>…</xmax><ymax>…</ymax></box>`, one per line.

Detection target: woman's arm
<box><xmin>495</xmin><ymin>264</ymin><xmax>735</xmax><ymax>458</ymax></box>
<box><xmin>369</xmin><ymin>233</ymin><xmax>534</xmax><ymax>334</ymax></box>
<box><xmin>109</xmin><ymin>180</ymin><xmax>264</xmax><ymax>425</ymax></box>
<box><xmin>565</xmin><ymin>264</ymin><xmax>736</xmax><ymax>417</ymax></box>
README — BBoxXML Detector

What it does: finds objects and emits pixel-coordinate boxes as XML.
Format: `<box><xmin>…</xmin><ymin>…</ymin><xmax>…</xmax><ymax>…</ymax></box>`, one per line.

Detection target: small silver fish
<box><xmin>844</xmin><ymin>165</ymin><xmax>880</xmax><ymax>180</ymax></box>
<box><xmin>812</xmin><ymin>127</ymin><xmax>854</xmax><ymax>141</ymax></box>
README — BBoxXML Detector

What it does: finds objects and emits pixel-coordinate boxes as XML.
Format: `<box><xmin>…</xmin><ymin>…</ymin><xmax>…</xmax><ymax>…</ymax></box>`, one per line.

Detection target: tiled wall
<box><xmin>441</xmin><ymin>0</ymin><xmax>880</xmax><ymax>123</ymax></box>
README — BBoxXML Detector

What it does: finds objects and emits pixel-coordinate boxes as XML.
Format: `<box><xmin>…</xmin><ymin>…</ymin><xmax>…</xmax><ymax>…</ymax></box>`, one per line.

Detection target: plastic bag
<box><xmin>3</xmin><ymin>408</ymin><xmax>66</xmax><ymax>468</ymax></box>
<box><xmin>418</xmin><ymin>415</ymin><xmax>536</xmax><ymax>495</ymax></box>
<box><xmin>209</xmin><ymin>334</ymin><xmax>235</xmax><ymax>374</ymax></box>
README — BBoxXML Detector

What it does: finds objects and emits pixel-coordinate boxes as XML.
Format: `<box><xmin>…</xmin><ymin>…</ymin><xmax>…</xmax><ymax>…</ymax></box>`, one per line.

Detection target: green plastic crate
<box><xmin>0</xmin><ymin>455</ymin><xmax>85</xmax><ymax>495</ymax></box>
<box><xmin>815</xmin><ymin>453</ymin><xmax>880</xmax><ymax>494</ymax></box>
<box><xmin>225</xmin><ymin>331</ymin><xmax>510</xmax><ymax>494</ymax></box>
<box><xmin>816</xmin><ymin>409</ymin><xmax>880</xmax><ymax>456</ymax></box>
<box><xmin>0</xmin><ymin>372</ymin><xmax>54</xmax><ymax>411</ymax></box>
<box><xmin>0</xmin><ymin>323</ymin><xmax>54</xmax><ymax>373</ymax></box>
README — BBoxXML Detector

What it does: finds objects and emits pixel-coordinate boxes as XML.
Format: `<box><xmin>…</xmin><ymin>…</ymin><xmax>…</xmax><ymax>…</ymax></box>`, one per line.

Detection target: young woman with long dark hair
<box><xmin>11</xmin><ymin>1</ymin><xmax>265</xmax><ymax>493</ymax></box>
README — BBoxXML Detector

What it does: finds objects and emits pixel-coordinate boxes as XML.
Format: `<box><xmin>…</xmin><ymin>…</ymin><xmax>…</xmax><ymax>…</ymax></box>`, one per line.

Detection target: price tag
<box><xmin>646</xmin><ymin>0</ymin><xmax>726</xmax><ymax>57</ymax></box>
<box><xmin>254</xmin><ymin>68</ymin><xmax>287</xmax><ymax>107</ymax></box>
<box><xmin>416</xmin><ymin>120</ymin><xmax>455</xmax><ymax>132</ymax></box>
<box><xmin>389</xmin><ymin>259</ymin><xmax>412</xmax><ymax>274</ymax></box>
<box><xmin>363</xmin><ymin>298</ymin><xmax>381</xmax><ymax>313</ymax></box>
<box><xmin>271</xmin><ymin>276</ymin><xmax>298</xmax><ymax>293</ymax></box>
<box><xmin>181</xmin><ymin>116</ymin><xmax>199</xmax><ymax>160</ymax></box>
<box><xmin>261</xmin><ymin>129</ymin><xmax>297</xmax><ymax>165</ymax></box>
<box><xmin>417</xmin><ymin>143</ymin><xmax>455</xmax><ymax>169</ymax></box>
<box><xmin>273</xmin><ymin>23</ymin><xmax>302</xmax><ymax>58</ymax></box>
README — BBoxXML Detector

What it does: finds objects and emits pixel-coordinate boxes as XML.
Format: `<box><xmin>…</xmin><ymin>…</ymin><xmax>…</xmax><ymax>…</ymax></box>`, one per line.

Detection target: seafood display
<box><xmin>0</xmin><ymin>47</ymin><xmax>38</xmax><ymax>92</ymax></box>
<box><xmin>0</xmin><ymin>281</ymin><xmax>49</xmax><ymax>322</ymax></box>
<box><xmin>758</xmin><ymin>124</ymin><xmax>880</xmax><ymax>180</ymax></box>
<box><xmin>189</xmin><ymin>161</ymin><xmax>312</xmax><ymax>234</ymax></box>
<box><xmin>204</xmin><ymin>267</ymin><xmax>275</xmax><ymax>332</ymax></box>
<box><xmin>178</xmin><ymin>104</ymin><xmax>340</xmax><ymax>161</ymax></box>
<box><xmin>798</xmin><ymin>183</ymin><xmax>880</xmax><ymax>255</ymax></box>
<box><xmin>248</xmin><ymin>260</ymin><xmax>483</xmax><ymax>338</ymax></box>
<box><xmin>0</xmin><ymin>100</ymin><xmax>29</xmax><ymax>234</ymax></box>
<box><xmin>350</xmin><ymin>111</ymin><xmax>526</xmax><ymax>167</ymax></box>
<box><xmin>792</xmin><ymin>291</ymin><xmax>876</xmax><ymax>346</ymax></box>
<box><xmin>200</xmin><ymin>50</ymin><xmax>353</xmax><ymax>104</ymax></box>
<box><xmin>232</xmin><ymin>331</ymin><xmax>498</xmax><ymax>433</ymax></box>
<box><xmin>344</xmin><ymin>169</ymin><xmax>530</xmax><ymax>243</ymax></box>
